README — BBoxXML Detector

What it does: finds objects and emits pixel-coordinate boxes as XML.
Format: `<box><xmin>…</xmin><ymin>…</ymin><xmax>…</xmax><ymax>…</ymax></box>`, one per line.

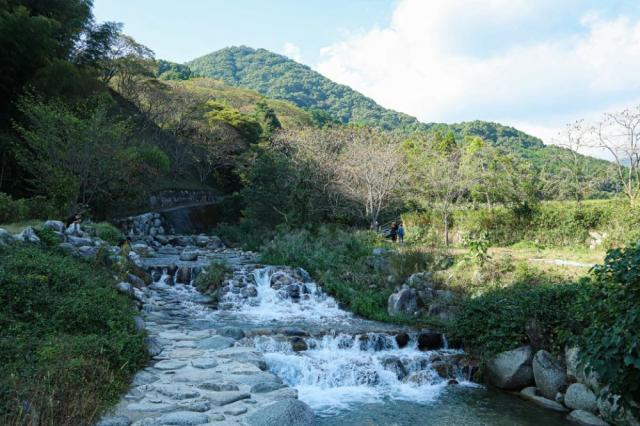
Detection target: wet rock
<box><xmin>486</xmin><ymin>345</ymin><xmax>534</xmax><ymax>390</ymax></box>
<box><xmin>96</xmin><ymin>415</ymin><xmax>131</xmax><ymax>426</ymax></box>
<box><xmin>128</xmin><ymin>273</ymin><xmax>146</xmax><ymax>289</ymax></box>
<box><xmin>245</xmin><ymin>399</ymin><xmax>316</xmax><ymax>426</ymax></box>
<box><xmin>417</xmin><ymin>332</ymin><xmax>444</xmax><ymax>351</ymax></box>
<box><xmin>395</xmin><ymin>332</ymin><xmax>410</xmax><ymax>348</ymax></box>
<box><xmin>175</xmin><ymin>266</ymin><xmax>191</xmax><ymax>284</ymax></box>
<box><xmin>132</xmin><ymin>370</ymin><xmax>159</xmax><ymax>386</ymax></box>
<box><xmin>67</xmin><ymin>235</ymin><xmax>93</xmax><ymax>247</ymax></box>
<box><xmin>146</xmin><ymin>337</ymin><xmax>162</xmax><ymax>357</ymax></box>
<box><xmin>208</xmin><ymin>391</ymin><xmax>251</xmax><ymax>406</ymax></box>
<box><xmin>154</xmin><ymin>360</ymin><xmax>187</xmax><ymax>370</ymax></box>
<box><xmin>218</xmin><ymin>327</ymin><xmax>245</xmax><ymax>340</ymax></box>
<box><xmin>533</xmin><ymin>350</ymin><xmax>568</xmax><ymax>400</ymax></box>
<box><xmin>158</xmin><ymin>411</ymin><xmax>209</xmax><ymax>425</ymax></box>
<box><xmin>565</xmin><ymin>383</ymin><xmax>597</xmax><ymax>413</ymax></box>
<box><xmin>197</xmin><ymin>335</ymin><xmax>235</xmax><ymax>350</ymax></box>
<box><xmin>198</xmin><ymin>382</ymin><xmax>239</xmax><ymax>391</ymax></box>
<box><xmin>290</xmin><ymin>337</ymin><xmax>308</xmax><ymax>352</ymax></box>
<box><xmin>133</xmin><ymin>316</ymin><xmax>145</xmax><ymax>331</ymax></box>
<box><xmin>387</xmin><ymin>285</ymin><xmax>418</xmax><ymax>316</ymax></box>
<box><xmin>567</xmin><ymin>410</ymin><xmax>609</xmax><ymax>426</ymax></box>
<box><xmin>278</xmin><ymin>327</ymin><xmax>308</xmax><ymax>336</ymax></box>
<box><xmin>250</xmin><ymin>382</ymin><xmax>285</xmax><ymax>393</ymax></box>
<box><xmin>78</xmin><ymin>245</ymin><xmax>99</xmax><ymax>258</ymax></box>
<box><xmin>191</xmin><ymin>357</ymin><xmax>218</xmax><ymax>369</ymax></box>
<box><xmin>520</xmin><ymin>387</ymin><xmax>569</xmax><ymax>412</ymax></box>
<box><xmin>381</xmin><ymin>355</ymin><xmax>408</xmax><ymax>380</ymax></box>
<box><xmin>224</xmin><ymin>406</ymin><xmax>248</xmax><ymax>416</ymax></box>
<box><xmin>179</xmin><ymin>250</ymin><xmax>198</xmax><ymax>261</ymax></box>
<box><xmin>448</xmin><ymin>379</ymin><xmax>459</xmax><ymax>385</ymax></box>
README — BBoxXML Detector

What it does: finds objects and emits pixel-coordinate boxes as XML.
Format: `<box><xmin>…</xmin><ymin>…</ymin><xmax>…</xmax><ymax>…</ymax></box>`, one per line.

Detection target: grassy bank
<box><xmin>0</xmin><ymin>244</ymin><xmax>147</xmax><ymax>425</ymax></box>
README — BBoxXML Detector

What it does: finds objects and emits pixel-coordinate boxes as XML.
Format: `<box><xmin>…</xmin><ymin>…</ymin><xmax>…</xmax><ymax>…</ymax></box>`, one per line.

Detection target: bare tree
<box><xmin>595</xmin><ymin>106</ymin><xmax>640</xmax><ymax>204</ymax></box>
<box><xmin>553</xmin><ymin>120</ymin><xmax>601</xmax><ymax>204</ymax></box>
<box><xmin>336</xmin><ymin>128</ymin><xmax>406</xmax><ymax>227</ymax></box>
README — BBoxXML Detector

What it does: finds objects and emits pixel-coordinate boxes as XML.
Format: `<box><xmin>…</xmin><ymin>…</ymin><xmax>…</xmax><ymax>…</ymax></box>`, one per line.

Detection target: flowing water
<box><xmin>156</xmin><ymin>263</ymin><xmax>569</xmax><ymax>425</ymax></box>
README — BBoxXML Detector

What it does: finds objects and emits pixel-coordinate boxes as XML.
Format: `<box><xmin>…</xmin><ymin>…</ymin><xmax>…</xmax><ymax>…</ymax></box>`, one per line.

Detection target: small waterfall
<box><xmin>154</xmin><ymin>263</ymin><xmax>474</xmax><ymax>416</ymax></box>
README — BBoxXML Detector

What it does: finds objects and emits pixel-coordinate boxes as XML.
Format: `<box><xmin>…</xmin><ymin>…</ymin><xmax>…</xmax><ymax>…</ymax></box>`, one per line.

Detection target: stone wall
<box><xmin>149</xmin><ymin>190</ymin><xmax>222</xmax><ymax>210</ymax></box>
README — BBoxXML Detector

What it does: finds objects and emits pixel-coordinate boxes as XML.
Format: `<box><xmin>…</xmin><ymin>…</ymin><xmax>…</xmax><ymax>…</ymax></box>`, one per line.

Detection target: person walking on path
<box><xmin>398</xmin><ymin>222</ymin><xmax>405</xmax><ymax>245</ymax></box>
<box><xmin>390</xmin><ymin>222</ymin><xmax>398</xmax><ymax>242</ymax></box>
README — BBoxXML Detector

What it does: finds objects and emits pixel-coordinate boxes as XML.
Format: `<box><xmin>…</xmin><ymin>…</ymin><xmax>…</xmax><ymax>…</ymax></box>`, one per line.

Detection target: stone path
<box><xmin>97</xmin><ymin>251</ymin><xmax>311</xmax><ymax>426</ymax></box>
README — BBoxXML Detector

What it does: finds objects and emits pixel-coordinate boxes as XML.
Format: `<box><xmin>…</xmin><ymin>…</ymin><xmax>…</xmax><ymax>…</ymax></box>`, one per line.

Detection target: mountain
<box><xmin>187</xmin><ymin>46</ymin><xmax>422</xmax><ymax>130</ymax></box>
<box><xmin>186</xmin><ymin>46</ymin><xmax>613</xmax><ymax>192</ymax></box>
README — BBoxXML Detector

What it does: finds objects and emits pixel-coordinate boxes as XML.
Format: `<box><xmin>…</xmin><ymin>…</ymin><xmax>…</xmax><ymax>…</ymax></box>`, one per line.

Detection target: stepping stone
<box><xmin>224</xmin><ymin>407</ymin><xmax>248</xmax><ymax>416</ymax></box>
<box><xmin>199</xmin><ymin>382</ymin><xmax>239</xmax><ymax>391</ymax></box>
<box><xmin>154</xmin><ymin>385</ymin><xmax>200</xmax><ymax>400</ymax></box>
<box><xmin>177</xmin><ymin>400</ymin><xmax>211</xmax><ymax>412</ymax></box>
<box><xmin>158</xmin><ymin>411</ymin><xmax>209</xmax><ymax>425</ymax></box>
<box><xmin>154</xmin><ymin>360</ymin><xmax>187</xmax><ymax>371</ymax></box>
<box><xmin>208</xmin><ymin>391</ymin><xmax>251</xmax><ymax>406</ymax></box>
<box><xmin>96</xmin><ymin>415</ymin><xmax>131</xmax><ymax>426</ymax></box>
<box><xmin>197</xmin><ymin>336</ymin><xmax>235</xmax><ymax>350</ymax></box>
<box><xmin>159</xmin><ymin>332</ymin><xmax>196</xmax><ymax>340</ymax></box>
<box><xmin>126</xmin><ymin>402</ymin><xmax>177</xmax><ymax>413</ymax></box>
<box><xmin>174</xmin><ymin>341</ymin><xmax>197</xmax><ymax>348</ymax></box>
<box><xmin>133</xmin><ymin>371</ymin><xmax>160</xmax><ymax>386</ymax></box>
<box><xmin>169</xmin><ymin>349</ymin><xmax>204</xmax><ymax>358</ymax></box>
<box><xmin>209</xmin><ymin>414</ymin><xmax>225</xmax><ymax>421</ymax></box>
<box><xmin>191</xmin><ymin>358</ymin><xmax>219</xmax><ymax>369</ymax></box>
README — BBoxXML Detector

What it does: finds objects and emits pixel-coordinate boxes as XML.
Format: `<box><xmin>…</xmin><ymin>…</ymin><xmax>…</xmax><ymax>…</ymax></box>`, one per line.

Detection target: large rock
<box><xmin>15</xmin><ymin>226</ymin><xmax>40</xmax><ymax>243</ymax></box>
<box><xmin>115</xmin><ymin>282</ymin><xmax>133</xmax><ymax>295</ymax></box>
<box><xmin>245</xmin><ymin>399</ymin><xmax>316</xmax><ymax>426</ymax></box>
<box><xmin>387</xmin><ymin>285</ymin><xmax>417</xmax><ymax>316</ymax></box>
<box><xmin>96</xmin><ymin>416</ymin><xmax>131</xmax><ymax>426</ymax></box>
<box><xmin>67</xmin><ymin>235</ymin><xmax>94</xmax><ymax>247</ymax></box>
<box><xmin>417</xmin><ymin>332</ymin><xmax>444</xmax><ymax>351</ymax></box>
<box><xmin>0</xmin><ymin>228</ymin><xmax>15</xmax><ymax>246</ymax></box>
<box><xmin>566</xmin><ymin>346</ymin><xmax>600</xmax><ymax>390</ymax></box>
<box><xmin>43</xmin><ymin>220</ymin><xmax>64</xmax><ymax>232</ymax></box>
<box><xmin>78</xmin><ymin>245</ymin><xmax>99</xmax><ymax>259</ymax></box>
<box><xmin>533</xmin><ymin>350</ymin><xmax>568</xmax><ymax>399</ymax></box>
<box><xmin>565</xmin><ymin>383</ymin><xmax>597</xmax><ymax>413</ymax></box>
<box><xmin>486</xmin><ymin>346</ymin><xmax>534</xmax><ymax>390</ymax></box>
<box><xmin>197</xmin><ymin>335</ymin><xmax>235</xmax><ymax>350</ymax></box>
<box><xmin>520</xmin><ymin>387</ymin><xmax>569</xmax><ymax>412</ymax></box>
<box><xmin>567</xmin><ymin>410</ymin><xmax>609</xmax><ymax>426</ymax></box>
<box><xmin>179</xmin><ymin>250</ymin><xmax>198</xmax><ymax>261</ymax></box>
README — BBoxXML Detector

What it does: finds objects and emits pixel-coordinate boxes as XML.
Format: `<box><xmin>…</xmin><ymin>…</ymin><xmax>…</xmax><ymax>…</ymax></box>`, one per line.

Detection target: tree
<box><xmin>253</xmin><ymin>100</ymin><xmax>281</xmax><ymax>137</ymax></box>
<box><xmin>336</xmin><ymin>128</ymin><xmax>406</xmax><ymax>227</ymax></box>
<box><xmin>404</xmin><ymin>134</ymin><xmax>475</xmax><ymax>246</ymax></box>
<box><xmin>595</xmin><ymin>106</ymin><xmax>640</xmax><ymax>204</ymax></box>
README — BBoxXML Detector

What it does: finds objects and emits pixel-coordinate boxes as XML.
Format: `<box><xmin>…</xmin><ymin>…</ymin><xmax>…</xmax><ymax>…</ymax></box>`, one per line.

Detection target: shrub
<box><xmin>0</xmin><ymin>244</ymin><xmax>147</xmax><ymax>425</ymax></box>
<box><xmin>34</xmin><ymin>227</ymin><xmax>60</xmax><ymax>247</ymax></box>
<box><xmin>572</xmin><ymin>243</ymin><xmax>640</xmax><ymax>413</ymax></box>
<box><xmin>0</xmin><ymin>193</ymin><xmax>28</xmax><ymax>223</ymax></box>
<box><xmin>452</xmin><ymin>282</ymin><xmax>586</xmax><ymax>358</ymax></box>
<box><xmin>195</xmin><ymin>260</ymin><xmax>230</xmax><ymax>294</ymax></box>
<box><xmin>91</xmin><ymin>222</ymin><xmax>125</xmax><ymax>245</ymax></box>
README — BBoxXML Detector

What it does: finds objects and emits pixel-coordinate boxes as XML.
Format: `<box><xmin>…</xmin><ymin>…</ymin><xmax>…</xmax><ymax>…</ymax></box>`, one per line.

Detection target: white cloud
<box><xmin>315</xmin><ymin>0</ymin><xmax>640</xmax><ymax>153</ymax></box>
<box><xmin>282</xmin><ymin>42</ymin><xmax>303</xmax><ymax>63</ymax></box>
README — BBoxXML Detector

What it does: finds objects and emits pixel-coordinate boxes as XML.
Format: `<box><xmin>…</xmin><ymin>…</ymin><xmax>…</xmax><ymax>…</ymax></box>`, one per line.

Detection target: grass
<box><xmin>0</xmin><ymin>220</ymin><xmax>43</xmax><ymax>234</ymax></box>
<box><xmin>0</xmin><ymin>243</ymin><xmax>148</xmax><ymax>425</ymax></box>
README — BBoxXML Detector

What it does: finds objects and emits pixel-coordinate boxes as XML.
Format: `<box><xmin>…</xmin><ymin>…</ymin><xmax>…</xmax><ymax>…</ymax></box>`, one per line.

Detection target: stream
<box><xmin>100</xmin><ymin>242</ymin><xmax>570</xmax><ymax>425</ymax></box>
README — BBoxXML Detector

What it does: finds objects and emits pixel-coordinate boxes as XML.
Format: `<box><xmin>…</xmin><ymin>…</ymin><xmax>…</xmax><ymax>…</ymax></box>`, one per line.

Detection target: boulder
<box><xmin>146</xmin><ymin>337</ymin><xmax>162</xmax><ymax>357</ymax></box>
<box><xmin>78</xmin><ymin>245</ymin><xmax>98</xmax><ymax>259</ymax></box>
<box><xmin>417</xmin><ymin>332</ymin><xmax>444</xmax><ymax>351</ymax></box>
<box><xmin>566</xmin><ymin>346</ymin><xmax>600</xmax><ymax>390</ymax></box>
<box><xmin>395</xmin><ymin>332</ymin><xmax>410</xmax><ymax>348</ymax></box>
<box><xmin>250</xmin><ymin>382</ymin><xmax>286</xmax><ymax>393</ymax></box>
<box><xmin>197</xmin><ymin>335</ymin><xmax>235</xmax><ymax>350</ymax></box>
<box><xmin>57</xmin><ymin>242</ymin><xmax>77</xmax><ymax>254</ymax></box>
<box><xmin>67</xmin><ymin>235</ymin><xmax>94</xmax><ymax>247</ymax></box>
<box><xmin>115</xmin><ymin>282</ymin><xmax>133</xmax><ymax>295</ymax></box>
<box><xmin>127</xmin><ymin>273</ymin><xmax>146</xmax><ymax>289</ymax></box>
<box><xmin>65</xmin><ymin>222</ymin><xmax>83</xmax><ymax>236</ymax></box>
<box><xmin>133</xmin><ymin>316</ymin><xmax>145</xmax><ymax>331</ymax></box>
<box><xmin>567</xmin><ymin>410</ymin><xmax>609</xmax><ymax>426</ymax></box>
<box><xmin>218</xmin><ymin>326</ymin><xmax>245</xmax><ymax>340</ymax></box>
<box><xmin>15</xmin><ymin>226</ymin><xmax>40</xmax><ymax>243</ymax></box>
<box><xmin>43</xmin><ymin>220</ymin><xmax>64</xmax><ymax>232</ymax></box>
<box><xmin>291</xmin><ymin>336</ymin><xmax>308</xmax><ymax>352</ymax></box>
<box><xmin>179</xmin><ymin>250</ymin><xmax>198</xmax><ymax>261</ymax></box>
<box><xmin>520</xmin><ymin>386</ymin><xmax>569</xmax><ymax>412</ymax></box>
<box><xmin>486</xmin><ymin>345</ymin><xmax>534</xmax><ymax>390</ymax></box>
<box><xmin>387</xmin><ymin>285</ymin><xmax>417</xmax><ymax>316</ymax></box>
<box><xmin>533</xmin><ymin>350</ymin><xmax>568</xmax><ymax>399</ymax></box>
<box><xmin>0</xmin><ymin>228</ymin><xmax>16</xmax><ymax>246</ymax></box>
<box><xmin>427</xmin><ymin>303</ymin><xmax>458</xmax><ymax>322</ymax></box>
<box><xmin>565</xmin><ymin>383</ymin><xmax>597</xmax><ymax>413</ymax></box>
<box><xmin>245</xmin><ymin>399</ymin><xmax>316</xmax><ymax>426</ymax></box>
<box><xmin>175</xmin><ymin>266</ymin><xmax>191</xmax><ymax>284</ymax></box>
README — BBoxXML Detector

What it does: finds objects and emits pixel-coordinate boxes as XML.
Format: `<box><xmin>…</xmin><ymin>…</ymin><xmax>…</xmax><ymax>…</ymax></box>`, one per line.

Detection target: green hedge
<box><xmin>0</xmin><ymin>244</ymin><xmax>148</xmax><ymax>425</ymax></box>
<box><xmin>0</xmin><ymin>193</ymin><xmax>63</xmax><ymax>224</ymax></box>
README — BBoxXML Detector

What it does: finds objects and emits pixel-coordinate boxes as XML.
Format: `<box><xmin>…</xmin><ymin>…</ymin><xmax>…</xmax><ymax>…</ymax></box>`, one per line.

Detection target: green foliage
<box><xmin>573</xmin><ymin>243</ymin><xmax>640</xmax><ymax>411</ymax></box>
<box><xmin>195</xmin><ymin>260</ymin><xmax>231</xmax><ymax>294</ymax></box>
<box><xmin>204</xmin><ymin>100</ymin><xmax>262</xmax><ymax>143</ymax></box>
<box><xmin>156</xmin><ymin>59</ymin><xmax>192</xmax><ymax>80</ymax></box>
<box><xmin>0</xmin><ymin>244</ymin><xmax>147</xmax><ymax>425</ymax></box>
<box><xmin>453</xmin><ymin>282</ymin><xmax>585</xmax><ymax>357</ymax></box>
<box><xmin>91</xmin><ymin>222</ymin><xmax>125</xmax><ymax>245</ymax></box>
<box><xmin>465</xmin><ymin>233</ymin><xmax>492</xmax><ymax>267</ymax></box>
<box><xmin>34</xmin><ymin>227</ymin><xmax>59</xmax><ymax>247</ymax></box>
<box><xmin>0</xmin><ymin>192</ymin><xmax>62</xmax><ymax>223</ymax></box>
<box><xmin>253</xmin><ymin>99</ymin><xmax>282</xmax><ymax>136</ymax></box>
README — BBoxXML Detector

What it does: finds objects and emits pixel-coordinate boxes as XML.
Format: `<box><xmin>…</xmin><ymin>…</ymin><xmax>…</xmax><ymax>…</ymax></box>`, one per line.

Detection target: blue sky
<box><xmin>93</xmin><ymin>0</ymin><xmax>396</xmax><ymax>64</ymax></box>
<box><xmin>94</xmin><ymin>1</ymin><xmax>640</xmax><ymax>153</ymax></box>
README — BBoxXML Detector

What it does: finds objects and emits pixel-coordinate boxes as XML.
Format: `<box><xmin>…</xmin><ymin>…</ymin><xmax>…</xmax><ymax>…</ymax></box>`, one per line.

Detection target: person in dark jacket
<box><xmin>398</xmin><ymin>222</ymin><xmax>405</xmax><ymax>244</ymax></box>
<box><xmin>390</xmin><ymin>222</ymin><xmax>398</xmax><ymax>242</ymax></box>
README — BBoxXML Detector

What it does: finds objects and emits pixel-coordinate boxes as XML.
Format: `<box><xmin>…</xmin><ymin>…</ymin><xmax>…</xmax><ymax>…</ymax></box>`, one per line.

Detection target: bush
<box><xmin>34</xmin><ymin>227</ymin><xmax>60</xmax><ymax>247</ymax></box>
<box><xmin>195</xmin><ymin>260</ymin><xmax>230</xmax><ymax>294</ymax></box>
<box><xmin>0</xmin><ymin>193</ymin><xmax>63</xmax><ymax>224</ymax></box>
<box><xmin>0</xmin><ymin>244</ymin><xmax>147</xmax><ymax>425</ymax></box>
<box><xmin>452</xmin><ymin>282</ymin><xmax>586</xmax><ymax>358</ymax></box>
<box><xmin>91</xmin><ymin>222</ymin><xmax>125</xmax><ymax>245</ymax></box>
<box><xmin>572</xmin><ymin>243</ymin><xmax>640</xmax><ymax>412</ymax></box>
